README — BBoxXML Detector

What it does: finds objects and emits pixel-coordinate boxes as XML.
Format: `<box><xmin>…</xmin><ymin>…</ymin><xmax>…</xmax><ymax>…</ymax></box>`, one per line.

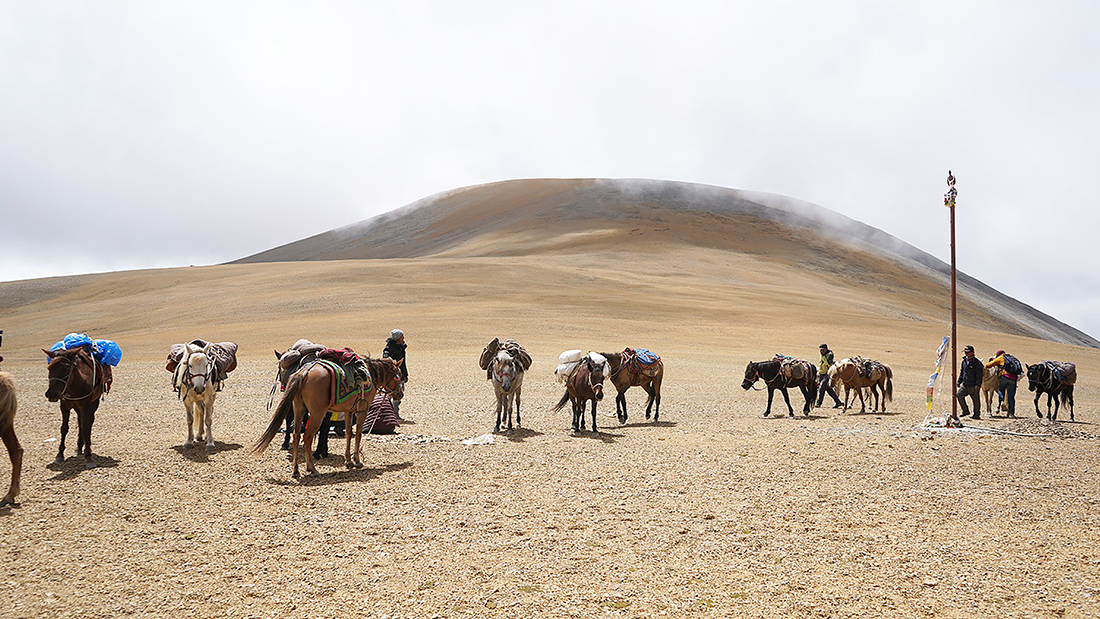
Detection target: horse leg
<box><xmin>281</xmin><ymin>411</ymin><xmax>293</xmax><ymax>450</ymax></box>
<box><xmin>291</xmin><ymin>403</ymin><xmax>304</xmax><ymax>479</ymax></box>
<box><xmin>801</xmin><ymin>384</ymin><xmax>812</xmax><ymax>415</ymax></box>
<box><xmin>590</xmin><ymin>398</ymin><xmax>599</xmax><ymax>434</ymax></box>
<box><xmin>493</xmin><ymin>389</ymin><xmax>503</xmax><ymax>433</ymax></box>
<box><xmin>571</xmin><ymin>398</ymin><xmax>581</xmax><ymax>433</ymax></box>
<box><xmin>1066</xmin><ymin>386</ymin><xmax>1074</xmax><ymax>422</ymax></box>
<box><xmin>344</xmin><ymin>410</ymin><xmax>354</xmax><ymax>469</ymax></box>
<box><xmin>56</xmin><ymin>404</ymin><xmax>71</xmax><ymax>463</ymax></box>
<box><xmin>313</xmin><ymin>411</ymin><xmax>331</xmax><ymax>459</ymax></box>
<box><xmin>779</xmin><ymin>388</ymin><xmax>794</xmax><ymax>418</ymax></box>
<box><xmin>644</xmin><ymin>382</ymin><xmax>656</xmax><ymax>420</ymax></box>
<box><xmin>1034</xmin><ymin>390</ymin><xmax>1043</xmax><ymax>418</ymax></box>
<box><xmin>616</xmin><ymin>388</ymin><xmax>628</xmax><ymax>424</ymax></box>
<box><xmin>184</xmin><ymin>398</ymin><xmax>195</xmax><ymax>448</ymax></box>
<box><xmin>0</xmin><ymin>420</ymin><xmax>22</xmax><ymax>506</ymax></box>
<box><xmin>353</xmin><ymin>409</ymin><xmax>364</xmax><ymax>468</ymax></box>
<box><xmin>203</xmin><ymin>393</ymin><xmax>215</xmax><ymax>451</ymax></box>
<box><xmin>80</xmin><ymin>399</ymin><xmax>100</xmax><ymax>468</ymax></box>
<box><xmin>651</xmin><ymin>376</ymin><xmax>662</xmax><ymax>422</ymax></box>
<box><xmin>503</xmin><ymin>391</ymin><xmax>514</xmax><ymax>433</ymax></box>
<box><xmin>514</xmin><ymin>383</ymin><xmax>522</xmax><ymax>429</ymax></box>
<box><xmin>1050</xmin><ymin>391</ymin><xmax>1059</xmax><ymax>422</ymax></box>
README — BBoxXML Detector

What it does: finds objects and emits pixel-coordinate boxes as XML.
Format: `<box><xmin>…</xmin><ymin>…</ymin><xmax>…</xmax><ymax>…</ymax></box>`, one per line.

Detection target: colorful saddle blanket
<box><xmin>311</xmin><ymin>359</ymin><xmax>373</xmax><ymax>407</ymax></box>
<box><xmin>625</xmin><ymin>347</ymin><xmax>661</xmax><ymax>378</ymax></box>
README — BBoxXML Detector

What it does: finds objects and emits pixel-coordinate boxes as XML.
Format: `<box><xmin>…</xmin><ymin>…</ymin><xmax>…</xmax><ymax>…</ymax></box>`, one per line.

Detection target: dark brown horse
<box><xmin>1026</xmin><ymin>361</ymin><xmax>1076</xmax><ymax>421</ymax></box>
<box><xmin>553</xmin><ymin>357</ymin><xmax>606</xmax><ymax>433</ymax></box>
<box><xmin>741</xmin><ymin>359</ymin><xmax>817</xmax><ymax>417</ymax></box>
<box><xmin>44</xmin><ymin>347</ymin><xmax>109</xmax><ymax>468</ymax></box>
<box><xmin>253</xmin><ymin>357</ymin><xmax>402</xmax><ymax>478</ymax></box>
<box><xmin>597</xmin><ymin>350</ymin><xmax>663</xmax><ymax>423</ymax></box>
<box><xmin>0</xmin><ymin>366</ymin><xmax>22</xmax><ymax>505</ymax></box>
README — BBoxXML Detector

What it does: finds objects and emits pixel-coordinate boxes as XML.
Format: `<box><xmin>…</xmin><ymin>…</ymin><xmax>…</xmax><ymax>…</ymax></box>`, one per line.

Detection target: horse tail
<box><xmin>1061</xmin><ymin>384</ymin><xmax>1074</xmax><ymax>408</ymax></box>
<box><xmin>883</xmin><ymin>366</ymin><xmax>894</xmax><ymax>403</ymax></box>
<box><xmin>553</xmin><ymin>390</ymin><xmax>570</xmax><ymax>412</ymax></box>
<box><xmin>252</xmin><ymin>372</ymin><xmax>302</xmax><ymax>455</ymax></box>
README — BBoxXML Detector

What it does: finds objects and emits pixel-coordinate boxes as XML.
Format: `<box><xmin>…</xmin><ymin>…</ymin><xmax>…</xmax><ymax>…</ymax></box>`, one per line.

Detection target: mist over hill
<box><xmin>234</xmin><ymin>178</ymin><xmax>1098</xmax><ymax>348</ymax></box>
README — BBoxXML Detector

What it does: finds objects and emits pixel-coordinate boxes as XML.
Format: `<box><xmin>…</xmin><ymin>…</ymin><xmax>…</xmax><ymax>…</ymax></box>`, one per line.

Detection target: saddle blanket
<box><xmin>481</xmin><ymin>338</ymin><xmax>532</xmax><ymax>372</ymax></box>
<box><xmin>625</xmin><ymin>347</ymin><xmax>661</xmax><ymax>377</ymax></box>
<box><xmin>312</xmin><ymin>359</ymin><xmax>373</xmax><ymax>406</ymax></box>
<box><xmin>165</xmin><ymin>340</ymin><xmax>237</xmax><ymax>381</ymax></box>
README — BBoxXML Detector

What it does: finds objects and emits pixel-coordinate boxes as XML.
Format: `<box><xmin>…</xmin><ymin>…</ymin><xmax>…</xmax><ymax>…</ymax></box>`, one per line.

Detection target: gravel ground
<box><xmin>1</xmin><ymin>348</ymin><xmax>1098</xmax><ymax>619</ymax></box>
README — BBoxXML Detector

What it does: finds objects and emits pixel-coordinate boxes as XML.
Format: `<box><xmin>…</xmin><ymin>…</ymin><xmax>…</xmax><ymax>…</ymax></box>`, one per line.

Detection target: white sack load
<box><xmin>559</xmin><ymin>349</ymin><xmax>584</xmax><ymax>364</ymax></box>
<box><xmin>588</xmin><ymin>352</ymin><xmax>611</xmax><ymax>375</ymax></box>
<box><xmin>556</xmin><ymin>362</ymin><xmax>579</xmax><ymax>383</ymax></box>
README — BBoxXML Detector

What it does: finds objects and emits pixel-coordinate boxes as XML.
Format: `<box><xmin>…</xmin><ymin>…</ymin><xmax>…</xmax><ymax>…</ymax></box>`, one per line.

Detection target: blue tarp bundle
<box><xmin>633</xmin><ymin>348</ymin><xmax>660</xmax><ymax>365</ymax></box>
<box><xmin>49</xmin><ymin>333</ymin><xmax>122</xmax><ymax>366</ymax></box>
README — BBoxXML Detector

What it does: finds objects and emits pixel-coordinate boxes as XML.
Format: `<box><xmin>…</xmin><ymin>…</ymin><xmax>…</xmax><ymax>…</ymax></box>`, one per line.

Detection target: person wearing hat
<box><xmin>956</xmin><ymin>344</ymin><xmax>983</xmax><ymax>419</ymax></box>
<box><xmin>815</xmin><ymin>343</ymin><xmax>843</xmax><ymax>409</ymax></box>
<box><xmin>985</xmin><ymin>349</ymin><xmax>1021</xmax><ymax>418</ymax></box>
<box><xmin>383</xmin><ymin>329</ymin><xmax>408</xmax><ymax>419</ymax></box>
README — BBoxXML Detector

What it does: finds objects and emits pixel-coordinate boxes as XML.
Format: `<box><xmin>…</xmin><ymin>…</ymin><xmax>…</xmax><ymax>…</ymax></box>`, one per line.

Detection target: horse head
<box><xmin>492</xmin><ymin>351</ymin><xmax>518</xmax><ymax>392</ymax></box>
<box><xmin>373</xmin><ymin>357</ymin><xmax>403</xmax><ymax>394</ymax></box>
<box><xmin>181</xmin><ymin>344</ymin><xmax>213</xmax><ymax>395</ymax></box>
<box><xmin>585</xmin><ymin>357</ymin><xmax>605</xmax><ymax>401</ymax></box>
<box><xmin>741</xmin><ymin>362</ymin><xmax>759</xmax><ymax>390</ymax></box>
<box><xmin>44</xmin><ymin>346</ymin><xmax>93</xmax><ymax>402</ymax></box>
<box><xmin>1026</xmin><ymin>364</ymin><xmax>1043</xmax><ymax>392</ymax></box>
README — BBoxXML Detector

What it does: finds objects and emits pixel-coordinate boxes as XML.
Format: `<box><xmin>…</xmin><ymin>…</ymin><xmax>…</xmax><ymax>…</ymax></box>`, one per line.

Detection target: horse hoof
<box><xmin>184</xmin><ymin>441</ymin><xmax>193</xmax><ymax>449</ymax></box>
<box><xmin>280</xmin><ymin>444</ymin><xmax>290</xmax><ymax>451</ymax></box>
<box><xmin>205</xmin><ymin>444</ymin><xmax>215</xmax><ymax>453</ymax></box>
<box><xmin>54</xmin><ymin>456</ymin><xmax>64</xmax><ymax>465</ymax></box>
<box><xmin>84</xmin><ymin>461</ymin><xmax>97</xmax><ymax>470</ymax></box>
<box><xmin>354</xmin><ymin>462</ymin><xmax>364</xmax><ymax>469</ymax></box>
<box><xmin>292</xmin><ymin>471</ymin><xmax>301</xmax><ymax>479</ymax></box>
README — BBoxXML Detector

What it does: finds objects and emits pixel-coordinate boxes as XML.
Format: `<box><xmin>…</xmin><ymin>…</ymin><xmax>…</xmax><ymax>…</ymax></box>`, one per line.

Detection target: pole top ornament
<box><xmin>944</xmin><ymin>170</ymin><xmax>957</xmax><ymax>207</ymax></box>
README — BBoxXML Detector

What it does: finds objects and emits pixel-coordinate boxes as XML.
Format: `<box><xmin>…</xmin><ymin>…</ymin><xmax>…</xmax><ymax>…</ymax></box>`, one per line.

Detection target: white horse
<box><xmin>174</xmin><ymin>343</ymin><xmax>220</xmax><ymax>450</ymax></box>
<box><xmin>491</xmin><ymin>350</ymin><xmax>525</xmax><ymax>433</ymax></box>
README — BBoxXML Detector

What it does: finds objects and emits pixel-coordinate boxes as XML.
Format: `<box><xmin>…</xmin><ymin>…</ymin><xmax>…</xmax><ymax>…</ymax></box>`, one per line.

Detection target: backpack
<box><xmin>1002</xmin><ymin>353</ymin><xmax>1022</xmax><ymax>376</ymax></box>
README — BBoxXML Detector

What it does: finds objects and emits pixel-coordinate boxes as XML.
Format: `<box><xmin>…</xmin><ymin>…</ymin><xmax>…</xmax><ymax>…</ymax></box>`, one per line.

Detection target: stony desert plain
<box><xmin>1</xmin><ymin>182</ymin><xmax>1099</xmax><ymax>618</ymax></box>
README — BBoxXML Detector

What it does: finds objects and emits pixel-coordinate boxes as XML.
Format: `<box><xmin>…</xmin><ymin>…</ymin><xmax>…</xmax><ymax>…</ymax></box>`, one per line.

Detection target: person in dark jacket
<box><xmin>814</xmin><ymin>343</ymin><xmax>843</xmax><ymax>408</ymax></box>
<box><xmin>956</xmin><ymin>344</ymin><xmax>983</xmax><ymax>419</ymax></box>
<box><xmin>383</xmin><ymin>329</ymin><xmax>408</xmax><ymax>419</ymax></box>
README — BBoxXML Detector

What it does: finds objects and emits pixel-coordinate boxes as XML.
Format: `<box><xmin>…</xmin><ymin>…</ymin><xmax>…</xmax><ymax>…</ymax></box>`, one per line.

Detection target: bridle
<box><xmin>48</xmin><ymin>350</ymin><xmax>99</xmax><ymax>402</ymax></box>
<box><xmin>177</xmin><ymin>353</ymin><xmax>213</xmax><ymax>396</ymax></box>
<box><xmin>745</xmin><ymin>362</ymin><xmax>785</xmax><ymax>391</ymax></box>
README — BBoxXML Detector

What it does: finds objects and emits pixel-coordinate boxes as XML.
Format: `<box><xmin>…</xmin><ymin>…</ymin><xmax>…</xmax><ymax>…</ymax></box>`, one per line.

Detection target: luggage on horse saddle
<box><xmin>624</xmin><ymin>347</ymin><xmax>661</xmax><ymax>377</ymax></box>
<box><xmin>1043</xmin><ymin>361</ymin><xmax>1077</xmax><ymax>385</ymax></box>
<box><xmin>318</xmin><ymin>347</ymin><xmax>371</xmax><ymax>389</ymax></box>
<box><xmin>166</xmin><ymin>339</ymin><xmax>237</xmax><ymax>382</ymax></box>
<box><xmin>277</xmin><ymin>339</ymin><xmax>326</xmax><ymax>372</ymax></box>
<box><xmin>555</xmin><ymin>351</ymin><xmax>608</xmax><ymax>383</ymax></box>
<box><xmin>481</xmin><ymin>338</ymin><xmax>532</xmax><ymax>379</ymax></box>
<box><xmin>51</xmin><ymin>332</ymin><xmax>122</xmax><ymax>367</ymax></box>
<box><xmin>772</xmin><ymin>354</ymin><xmax>811</xmax><ymax>381</ymax></box>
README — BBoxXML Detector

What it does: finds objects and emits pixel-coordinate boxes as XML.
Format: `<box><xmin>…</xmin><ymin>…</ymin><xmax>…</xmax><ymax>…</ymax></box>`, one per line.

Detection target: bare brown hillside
<box><xmin>234</xmin><ymin>178</ymin><xmax>1097</xmax><ymax>348</ymax></box>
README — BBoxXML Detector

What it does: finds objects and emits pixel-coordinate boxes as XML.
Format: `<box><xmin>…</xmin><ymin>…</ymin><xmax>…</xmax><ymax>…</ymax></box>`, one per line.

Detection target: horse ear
<box><xmin>274</xmin><ymin>349</ymin><xmax>283</xmax><ymax>359</ymax></box>
<box><xmin>43</xmin><ymin>348</ymin><xmax>57</xmax><ymax>359</ymax></box>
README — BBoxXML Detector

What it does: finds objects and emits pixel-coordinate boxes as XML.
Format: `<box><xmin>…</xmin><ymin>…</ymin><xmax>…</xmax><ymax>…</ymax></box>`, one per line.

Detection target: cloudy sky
<box><xmin>2</xmin><ymin>2</ymin><xmax>1098</xmax><ymax>338</ymax></box>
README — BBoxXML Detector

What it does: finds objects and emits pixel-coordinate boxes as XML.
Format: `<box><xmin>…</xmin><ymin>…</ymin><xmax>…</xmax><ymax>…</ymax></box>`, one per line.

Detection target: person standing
<box><xmin>956</xmin><ymin>344</ymin><xmax>983</xmax><ymax>419</ymax></box>
<box><xmin>815</xmin><ymin>343</ymin><xmax>843</xmax><ymax>408</ymax></box>
<box><xmin>383</xmin><ymin>329</ymin><xmax>408</xmax><ymax>419</ymax></box>
<box><xmin>985</xmin><ymin>349</ymin><xmax>1021</xmax><ymax>418</ymax></box>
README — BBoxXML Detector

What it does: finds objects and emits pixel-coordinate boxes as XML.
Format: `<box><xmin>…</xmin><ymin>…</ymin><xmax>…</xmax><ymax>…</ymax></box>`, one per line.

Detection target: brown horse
<box><xmin>597</xmin><ymin>350</ymin><xmax>663</xmax><ymax>424</ymax></box>
<box><xmin>44</xmin><ymin>347</ymin><xmax>109</xmax><ymax>468</ymax></box>
<box><xmin>0</xmin><ymin>367</ymin><xmax>22</xmax><ymax>506</ymax></box>
<box><xmin>553</xmin><ymin>356</ymin><xmax>606</xmax><ymax>433</ymax></box>
<box><xmin>980</xmin><ymin>365</ymin><xmax>1001</xmax><ymax>415</ymax></box>
<box><xmin>253</xmin><ymin>356</ymin><xmax>402</xmax><ymax>478</ymax></box>
<box><xmin>832</xmin><ymin>357</ymin><xmax>893</xmax><ymax>413</ymax></box>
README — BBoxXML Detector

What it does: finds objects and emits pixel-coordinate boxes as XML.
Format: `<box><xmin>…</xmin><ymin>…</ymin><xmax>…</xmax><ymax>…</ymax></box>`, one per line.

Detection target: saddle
<box><xmin>1043</xmin><ymin>361</ymin><xmax>1077</xmax><ymax>385</ymax></box>
<box><xmin>166</xmin><ymin>340</ymin><xmax>238</xmax><ymax>384</ymax></box>
<box><xmin>311</xmin><ymin>358</ymin><xmax>373</xmax><ymax>407</ymax></box>
<box><xmin>481</xmin><ymin>338</ymin><xmax>532</xmax><ymax>379</ymax></box>
<box><xmin>317</xmin><ymin>348</ymin><xmax>371</xmax><ymax>389</ymax></box>
<box><xmin>774</xmin><ymin>355</ymin><xmax>812</xmax><ymax>382</ymax></box>
<box><xmin>624</xmin><ymin>347</ymin><xmax>661</xmax><ymax>379</ymax></box>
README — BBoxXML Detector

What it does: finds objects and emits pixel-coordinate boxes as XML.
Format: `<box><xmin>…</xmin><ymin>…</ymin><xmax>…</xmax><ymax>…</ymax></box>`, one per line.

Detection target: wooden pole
<box><xmin>946</xmin><ymin>173</ymin><xmax>958</xmax><ymax>423</ymax></box>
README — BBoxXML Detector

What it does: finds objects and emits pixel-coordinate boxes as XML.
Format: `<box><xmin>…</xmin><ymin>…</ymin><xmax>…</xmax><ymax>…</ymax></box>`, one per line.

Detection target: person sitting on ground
<box><xmin>362</xmin><ymin>392</ymin><xmax>399</xmax><ymax>435</ymax></box>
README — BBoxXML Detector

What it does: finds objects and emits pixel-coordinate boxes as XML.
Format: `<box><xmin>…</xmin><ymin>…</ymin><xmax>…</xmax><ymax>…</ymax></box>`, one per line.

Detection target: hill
<box><xmin>235</xmin><ymin>178</ymin><xmax>1098</xmax><ymax>348</ymax></box>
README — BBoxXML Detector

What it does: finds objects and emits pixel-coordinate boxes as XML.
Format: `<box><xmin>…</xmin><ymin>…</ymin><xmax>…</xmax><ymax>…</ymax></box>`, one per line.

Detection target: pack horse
<box><xmin>741</xmin><ymin>356</ymin><xmax>817</xmax><ymax>417</ymax></box>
